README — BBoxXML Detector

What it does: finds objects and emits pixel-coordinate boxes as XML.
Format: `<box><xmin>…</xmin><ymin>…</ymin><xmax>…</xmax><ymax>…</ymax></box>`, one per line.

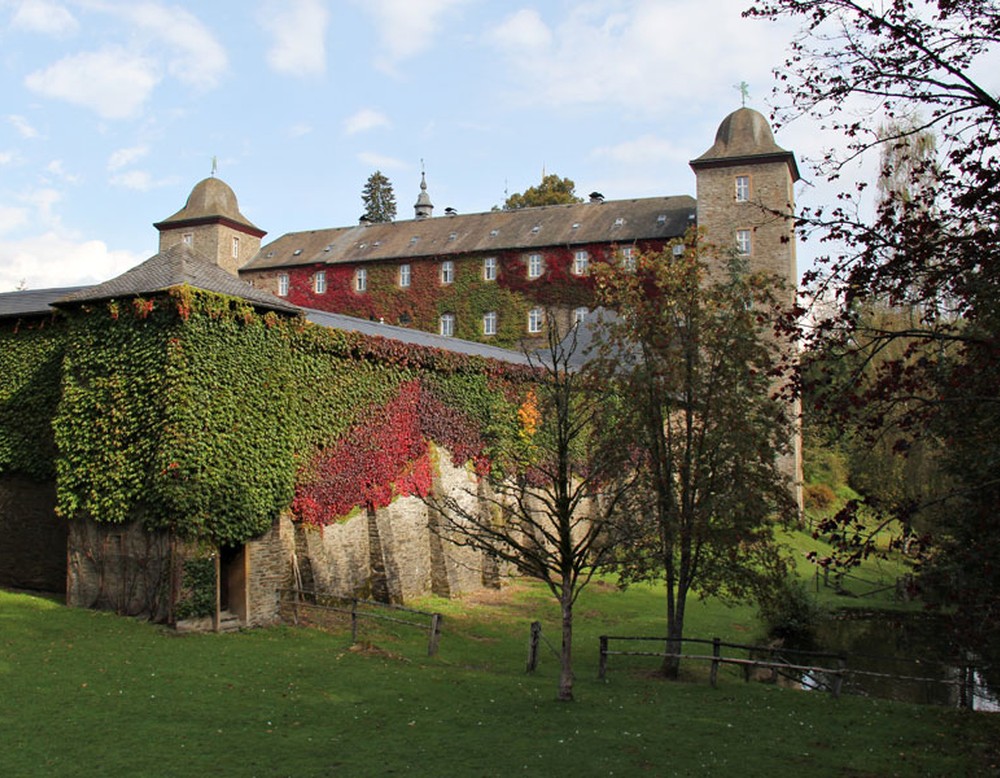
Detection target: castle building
<box><xmin>238</xmin><ymin>107</ymin><xmax>799</xmax><ymax>346</ymax></box>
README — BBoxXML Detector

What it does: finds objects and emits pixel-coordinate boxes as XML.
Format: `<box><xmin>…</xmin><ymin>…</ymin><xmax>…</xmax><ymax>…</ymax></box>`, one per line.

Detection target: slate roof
<box><xmin>0</xmin><ymin>286</ymin><xmax>87</xmax><ymax>319</ymax></box>
<box><xmin>56</xmin><ymin>243</ymin><xmax>300</xmax><ymax>314</ymax></box>
<box><xmin>244</xmin><ymin>195</ymin><xmax>697</xmax><ymax>271</ymax></box>
<box><xmin>691</xmin><ymin>107</ymin><xmax>800</xmax><ymax>181</ymax></box>
<box><xmin>303</xmin><ymin>307</ymin><xmax>534</xmax><ymax>366</ymax></box>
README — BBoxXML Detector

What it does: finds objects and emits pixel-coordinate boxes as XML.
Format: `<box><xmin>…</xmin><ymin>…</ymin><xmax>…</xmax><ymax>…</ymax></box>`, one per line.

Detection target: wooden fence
<box><xmin>279</xmin><ymin>588</ymin><xmax>443</xmax><ymax>656</ymax></box>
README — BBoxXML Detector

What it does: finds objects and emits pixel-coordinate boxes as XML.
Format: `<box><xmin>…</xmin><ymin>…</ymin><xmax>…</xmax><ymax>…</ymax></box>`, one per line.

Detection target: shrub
<box><xmin>804</xmin><ymin>482</ymin><xmax>836</xmax><ymax>512</ymax></box>
<box><xmin>757</xmin><ymin>577</ymin><xmax>826</xmax><ymax>650</ymax></box>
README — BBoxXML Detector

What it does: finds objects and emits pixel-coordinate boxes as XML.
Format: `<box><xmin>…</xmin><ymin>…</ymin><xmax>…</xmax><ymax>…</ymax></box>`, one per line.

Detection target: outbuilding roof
<box><xmin>0</xmin><ymin>286</ymin><xmax>87</xmax><ymax>319</ymax></box>
<box><xmin>244</xmin><ymin>195</ymin><xmax>697</xmax><ymax>271</ymax></box>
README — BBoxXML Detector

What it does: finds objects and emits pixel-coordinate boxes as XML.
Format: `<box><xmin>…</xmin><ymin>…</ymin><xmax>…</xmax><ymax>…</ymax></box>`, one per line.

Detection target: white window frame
<box><xmin>355</xmin><ymin>267</ymin><xmax>367</xmax><ymax>292</ymax></box>
<box><xmin>735</xmin><ymin>175</ymin><xmax>750</xmax><ymax>202</ymax></box>
<box><xmin>399</xmin><ymin>263</ymin><xmax>411</xmax><ymax>288</ymax></box>
<box><xmin>527</xmin><ymin>253</ymin><xmax>543</xmax><ymax>279</ymax></box>
<box><xmin>483</xmin><ymin>311</ymin><xmax>497</xmax><ymax>336</ymax></box>
<box><xmin>736</xmin><ymin>229</ymin><xmax>752</xmax><ymax>256</ymax></box>
<box><xmin>440</xmin><ymin>260</ymin><xmax>454</xmax><ymax>284</ymax></box>
<box><xmin>574</xmin><ymin>307</ymin><xmax>589</xmax><ymax>326</ymax></box>
<box><xmin>277</xmin><ymin>273</ymin><xmax>289</xmax><ymax>297</ymax></box>
<box><xmin>314</xmin><ymin>270</ymin><xmax>327</xmax><ymax>294</ymax></box>
<box><xmin>527</xmin><ymin>307</ymin><xmax>543</xmax><ymax>334</ymax></box>
<box><xmin>573</xmin><ymin>250</ymin><xmax>589</xmax><ymax>276</ymax></box>
<box><xmin>439</xmin><ymin>313</ymin><xmax>455</xmax><ymax>337</ymax></box>
<box><xmin>620</xmin><ymin>246</ymin><xmax>636</xmax><ymax>271</ymax></box>
<box><xmin>182</xmin><ymin>233</ymin><xmax>193</xmax><ymax>245</ymax></box>
<box><xmin>232</xmin><ymin>236</ymin><xmax>240</xmax><ymax>258</ymax></box>
<box><xmin>483</xmin><ymin>256</ymin><xmax>497</xmax><ymax>281</ymax></box>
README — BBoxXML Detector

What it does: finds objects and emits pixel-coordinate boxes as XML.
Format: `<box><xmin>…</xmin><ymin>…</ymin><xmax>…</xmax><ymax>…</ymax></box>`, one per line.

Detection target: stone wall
<box><xmin>0</xmin><ymin>474</ymin><xmax>65</xmax><ymax>592</ymax></box>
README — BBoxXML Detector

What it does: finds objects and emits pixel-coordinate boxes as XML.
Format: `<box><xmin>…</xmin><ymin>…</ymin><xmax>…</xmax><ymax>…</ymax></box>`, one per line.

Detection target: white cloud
<box><xmin>116</xmin><ymin>2</ymin><xmax>228</xmax><ymax>90</ymax></box>
<box><xmin>10</xmin><ymin>0</ymin><xmax>78</xmax><ymax>36</ymax></box>
<box><xmin>343</xmin><ymin>108</ymin><xmax>390</xmax><ymax>135</ymax></box>
<box><xmin>591</xmin><ymin>134</ymin><xmax>690</xmax><ymax>167</ymax></box>
<box><xmin>489</xmin><ymin>8</ymin><xmax>551</xmax><ymax>49</ymax></box>
<box><xmin>25</xmin><ymin>48</ymin><xmax>160</xmax><ymax>119</ymax></box>
<box><xmin>488</xmin><ymin>1</ymin><xmax>793</xmax><ymax>114</ymax></box>
<box><xmin>109</xmin><ymin>170</ymin><xmax>178</xmax><ymax>191</ymax></box>
<box><xmin>288</xmin><ymin>122</ymin><xmax>313</xmax><ymax>138</ymax></box>
<box><xmin>0</xmin><ymin>206</ymin><xmax>30</xmax><ymax>235</ymax></box>
<box><xmin>0</xmin><ymin>233</ymin><xmax>145</xmax><ymax>291</ymax></box>
<box><xmin>44</xmin><ymin>159</ymin><xmax>79</xmax><ymax>184</ymax></box>
<box><xmin>107</xmin><ymin>145</ymin><xmax>150</xmax><ymax>171</ymax></box>
<box><xmin>0</xmin><ymin>151</ymin><xmax>15</xmax><ymax>165</ymax></box>
<box><xmin>358</xmin><ymin>151</ymin><xmax>407</xmax><ymax>170</ymax></box>
<box><xmin>360</xmin><ymin>0</ymin><xmax>467</xmax><ymax>72</ymax></box>
<box><xmin>259</xmin><ymin>0</ymin><xmax>329</xmax><ymax>77</ymax></box>
<box><xmin>8</xmin><ymin>115</ymin><xmax>39</xmax><ymax>139</ymax></box>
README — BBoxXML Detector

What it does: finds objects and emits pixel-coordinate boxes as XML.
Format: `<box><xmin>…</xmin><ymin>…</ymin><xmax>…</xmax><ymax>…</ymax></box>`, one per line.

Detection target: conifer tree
<box><xmin>361</xmin><ymin>170</ymin><xmax>397</xmax><ymax>222</ymax></box>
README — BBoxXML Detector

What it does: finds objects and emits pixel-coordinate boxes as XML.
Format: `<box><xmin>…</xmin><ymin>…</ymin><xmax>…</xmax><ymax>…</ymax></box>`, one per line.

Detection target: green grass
<box><xmin>2</xmin><ymin>580</ymin><xmax>998</xmax><ymax>777</ymax></box>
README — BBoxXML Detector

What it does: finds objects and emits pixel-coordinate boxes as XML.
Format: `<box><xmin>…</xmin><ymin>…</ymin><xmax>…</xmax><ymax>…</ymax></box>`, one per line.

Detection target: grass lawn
<box><xmin>2</xmin><ymin>561</ymin><xmax>998</xmax><ymax>777</ymax></box>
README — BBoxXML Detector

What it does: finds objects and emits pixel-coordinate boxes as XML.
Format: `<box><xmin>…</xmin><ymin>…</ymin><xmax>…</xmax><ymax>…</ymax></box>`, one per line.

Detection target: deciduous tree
<box><xmin>503</xmin><ymin>174</ymin><xmax>583</xmax><ymax>210</ymax></box>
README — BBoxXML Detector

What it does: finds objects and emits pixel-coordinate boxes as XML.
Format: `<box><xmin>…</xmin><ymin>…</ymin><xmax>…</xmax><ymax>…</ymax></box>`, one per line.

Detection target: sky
<box><xmin>0</xmin><ymin>0</ymin><xmax>848</xmax><ymax>293</ymax></box>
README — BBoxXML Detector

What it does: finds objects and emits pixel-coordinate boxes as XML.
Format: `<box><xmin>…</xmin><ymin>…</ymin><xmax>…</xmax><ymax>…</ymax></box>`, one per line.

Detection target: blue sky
<box><xmin>1</xmin><ymin>0</ymin><xmax>839</xmax><ymax>292</ymax></box>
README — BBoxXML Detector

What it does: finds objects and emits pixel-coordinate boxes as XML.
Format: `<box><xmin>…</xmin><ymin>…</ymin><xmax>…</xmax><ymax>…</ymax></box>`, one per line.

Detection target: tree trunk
<box><xmin>558</xmin><ymin>587</ymin><xmax>575</xmax><ymax>701</ymax></box>
<box><xmin>661</xmin><ymin>584</ymin><xmax>687</xmax><ymax>679</ymax></box>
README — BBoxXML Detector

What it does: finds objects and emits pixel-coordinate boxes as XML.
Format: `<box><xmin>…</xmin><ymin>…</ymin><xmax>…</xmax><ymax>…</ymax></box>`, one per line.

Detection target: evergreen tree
<box><xmin>361</xmin><ymin>171</ymin><xmax>397</xmax><ymax>223</ymax></box>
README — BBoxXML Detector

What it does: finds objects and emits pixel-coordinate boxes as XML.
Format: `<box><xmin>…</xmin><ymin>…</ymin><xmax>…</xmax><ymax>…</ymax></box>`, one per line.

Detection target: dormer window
<box><xmin>736</xmin><ymin>229</ymin><xmax>752</xmax><ymax>256</ymax></box>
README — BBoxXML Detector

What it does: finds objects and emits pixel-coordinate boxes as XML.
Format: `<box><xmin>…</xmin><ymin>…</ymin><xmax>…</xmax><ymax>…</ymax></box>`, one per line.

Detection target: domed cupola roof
<box><xmin>154</xmin><ymin>176</ymin><xmax>265</xmax><ymax>236</ymax></box>
<box><xmin>691</xmin><ymin>107</ymin><xmax>799</xmax><ymax>181</ymax></box>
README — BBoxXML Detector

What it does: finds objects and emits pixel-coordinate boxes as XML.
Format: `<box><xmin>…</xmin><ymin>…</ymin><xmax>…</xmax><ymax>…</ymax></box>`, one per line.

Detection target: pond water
<box><xmin>807</xmin><ymin>610</ymin><xmax>998</xmax><ymax>711</ymax></box>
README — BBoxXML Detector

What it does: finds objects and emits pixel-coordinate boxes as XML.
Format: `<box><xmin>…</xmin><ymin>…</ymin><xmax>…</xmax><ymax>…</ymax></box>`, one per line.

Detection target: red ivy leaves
<box><xmin>291</xmin><ymin>379</ymin><xmax>489</xmax><ymax>525</ymax></box>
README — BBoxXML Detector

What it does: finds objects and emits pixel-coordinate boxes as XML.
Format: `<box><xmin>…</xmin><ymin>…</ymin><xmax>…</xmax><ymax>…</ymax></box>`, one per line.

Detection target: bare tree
<box><xmin>429</xmin><ymin>313</ymin><xmax>637</xmax><ymax>701</ymax></box>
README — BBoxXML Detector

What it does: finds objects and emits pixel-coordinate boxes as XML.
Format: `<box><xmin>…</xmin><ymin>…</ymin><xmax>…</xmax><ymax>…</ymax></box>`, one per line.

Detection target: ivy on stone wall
<box><xmin>5</xmin><ymin>284</ymin><xmax>529</xmax><ymax>544</ymax></box>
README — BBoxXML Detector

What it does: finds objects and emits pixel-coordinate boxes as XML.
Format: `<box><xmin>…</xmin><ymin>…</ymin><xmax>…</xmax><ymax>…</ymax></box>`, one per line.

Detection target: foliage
<box><xmin>757</xmin><ymin>576</ymin><xmax>826</xmax><ymax>649</ymax></box>
<box><xmin>592</xmin><ymin>235</ymin><xmax>799</xmax><ymax>677</ymax></box>
<box><xmin>429</xmin><ymin>317</ymin><xmax>638</xmax><ymax>701</ymax></box>
<box><xmin>4</xmin><ymin>285</ymin><xmax>529</xmax><ymax>546</ymax></box>
<box><xmin>0</xmin><ymin>319</ymin><xmax>65</xmax><ymax>480</ymax></box>
<box><xmin>745</xmin><ymin>0</ymin><xmax>1000</xmax><ymax>647</ymax></box>
<box><xmin>174</xmin><ymin>556</ymin><xmax>216</xmax><ymax>620</ymax></box>
<box><xmin>361</xmin><ymin>170</ymin><xmax>397</xmax><ymax>223</ymax></box>
<box><xmin>503</xmin><ymin>173</ymin><xmax>583</xmax><ymax>210</ymax></box>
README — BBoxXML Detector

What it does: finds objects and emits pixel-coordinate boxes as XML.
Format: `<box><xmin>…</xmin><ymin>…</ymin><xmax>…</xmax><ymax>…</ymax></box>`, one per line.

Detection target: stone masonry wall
<box><xmin>0</xmin><ymin>474</ymin><xmax>65</xmax><ymax>592</ymax></box>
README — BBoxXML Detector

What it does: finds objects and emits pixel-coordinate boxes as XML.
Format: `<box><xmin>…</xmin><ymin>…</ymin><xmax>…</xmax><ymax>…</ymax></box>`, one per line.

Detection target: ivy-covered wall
<box><xmin>2</xmin><ymin>286</ymin><xmax>530</xmax><ymax>552</ymax></box>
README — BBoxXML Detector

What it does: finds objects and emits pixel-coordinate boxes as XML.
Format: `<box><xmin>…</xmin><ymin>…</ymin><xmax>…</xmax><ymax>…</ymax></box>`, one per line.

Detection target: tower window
<box><xmin>232</xmin><ymin>236</ymin><xmax>240</xmax><ymax>258</ymax></box>
<box><xmin>182</xmin><ymin>233</ymin><xmax>193</xmax><ymax>245</ymax></box>
<box><xmin>277</xmin><ymin>273</ymin><xmax>289</xmax><ymax>296</ymax></box>
<box><xmin>735</xmin><ymin>175</ymin><xmax>750</xmax><ymax>202</ymax></box>
<box><xmin>314</xmin><ymin>271</ymin><xmax>327</xmax><ymax>294</ymax></box>
<box><xmin>736</xmin><ymin>229</ymin><xmax>752</xmax><ymax>256</ymax></box>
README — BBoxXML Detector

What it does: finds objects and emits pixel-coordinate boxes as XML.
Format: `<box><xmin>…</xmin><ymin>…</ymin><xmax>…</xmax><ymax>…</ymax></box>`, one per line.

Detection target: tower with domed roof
<box><xmin>154</xmin><ymin>176</ymin><xmax>266</xmax><ymax>276</ymax></box>
<box><xmin>690</xmin><ymin>107</ymin><xmax>798</xmax><ymax>296</ymax></box>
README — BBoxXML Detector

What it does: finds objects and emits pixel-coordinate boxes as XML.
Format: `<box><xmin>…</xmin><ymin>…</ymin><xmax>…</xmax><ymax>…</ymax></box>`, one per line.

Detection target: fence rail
<box><xmin>278</xmin><ymin>588</ymin><xmax>443</xmax><ymax>656</ymax></box>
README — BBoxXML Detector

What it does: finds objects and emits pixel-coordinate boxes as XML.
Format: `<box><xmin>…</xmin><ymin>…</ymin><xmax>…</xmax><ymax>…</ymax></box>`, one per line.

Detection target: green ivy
<box><xmin>174</xmin><ymin>556</ymin><xmax>216</xmax><ymax>620</ymax></box>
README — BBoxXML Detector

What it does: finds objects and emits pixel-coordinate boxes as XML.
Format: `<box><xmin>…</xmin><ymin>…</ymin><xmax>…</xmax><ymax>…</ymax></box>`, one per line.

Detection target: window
<box><xmin>399</xmin><ymin>264</ymin><xmax>411</xmax><ymax>288</ymax></box>
<box><xmin>574</xmin><ymin>307</ymin><xmax>589</xmax><ymax>326</ymax></box>
<box><xmin>527</xmin><ymin>253</ymin><xmax>543</xmax><ymax>279</ymax></box>
<box><xmin>483</xmin><ymin>256</ymin><xmax>497</xmax><ymax>281</ymax></box>
<box><xmin>735</xmin><ymin>175</ymin><xmax>750</xmax><ymax>202</ymax></box>
<box><xmin>277</xmin><ymin>273</ymin><xmax>289</xmax><ymax>297</ymax></box>
<box><xmin>440</xmin><ymin>260</ymin><xmax>454</xmax><ymax>284</ymax></box>
<box><xmin>620</xmin><ymin>246</ymin><xmax>636</xmax><ymax>271</ymax></box>
<box><xmin>232</xmin><ymin>236</ymin><xmax>240</xmax><ymax>258</ymax></box>
<box><xmin>182</xmin><ymin>233</ymin><xmax>193</xmax><ymax>245</ymax></box>
<box><xmin>483</xmin><ymin>311</ymin><xmax>497</xmax><ymax>336</ymax></box>
<box><xmin>355</xmin><ymin>268</ymin><xmax>367</xmax><ymax>292</ymax></box>
<box><xmin>573</xmin><ymin>250</ymin><xmax>589</xmax><ymax>276</ymax></box>
<box><xmin>314</xmin><ymin>270</ymin><xmax>327</xmax><ymax>294</ymax></box>
<box><xmin>736</xmin><ymin>229</ymin><xmax>752</xmax><ymax>256</ymax></box>
<box><xmin>439</xmin><ymin>313</ymin><xmax>455</xmax><ymax>337</ymax></box>
<box><xmin>528</xmin><ymin>307</ymin><xmax>544</xmax><ymax>334</ymax></box>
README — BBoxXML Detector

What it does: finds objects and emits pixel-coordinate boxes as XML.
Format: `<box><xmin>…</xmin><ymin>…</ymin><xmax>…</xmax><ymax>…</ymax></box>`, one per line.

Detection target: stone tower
<box><xmin>689</xmin><ymin>107</ymin><xmax>799</xmax><ymax>296</ymax></box>
<box><xmin>154</xmin><ymin>177</ymin><xmax>266</xmax><ymax>276</ymax></box>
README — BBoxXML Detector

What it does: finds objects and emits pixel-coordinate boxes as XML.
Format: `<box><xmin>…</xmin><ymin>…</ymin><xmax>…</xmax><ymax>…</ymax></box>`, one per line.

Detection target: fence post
<box><xmin>428</xmin><ymin>613</ymin><xmax>442</xmax><ymax>657</ymax></box>
<box><xmin>710</xmin><ymin>637</ymin><xmax>721</xmax><ymax>688</ymax></box>
<box><xmin>527</xmin><ymin>621</ymin><xmax>541</xmax><ymax>673</ymax></box>
<box><xmin>351</xmin><ymin>598</ymin><xmax>358</xmax><ymax>644</ymax></box>
<box><xmin>598</xmin><ymin>635</ymin><xmax>608</xmax><ymax>680</ymax></box>
<box><xmin>832</xmin><ymin>654</ymin><xmax>847</xmax><ymax>699</ymax></box>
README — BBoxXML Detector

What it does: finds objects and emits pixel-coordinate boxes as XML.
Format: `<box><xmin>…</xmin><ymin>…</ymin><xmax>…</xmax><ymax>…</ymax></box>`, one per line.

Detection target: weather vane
<box><xmin>735</xmin><ymin>81</ymin><xmax>750</xmax><ymax>107</ymax></box>
<box><xmin>211</xmin><ymin>155</ymin><xmax>218</xmax><ymax>176</ymax></box>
